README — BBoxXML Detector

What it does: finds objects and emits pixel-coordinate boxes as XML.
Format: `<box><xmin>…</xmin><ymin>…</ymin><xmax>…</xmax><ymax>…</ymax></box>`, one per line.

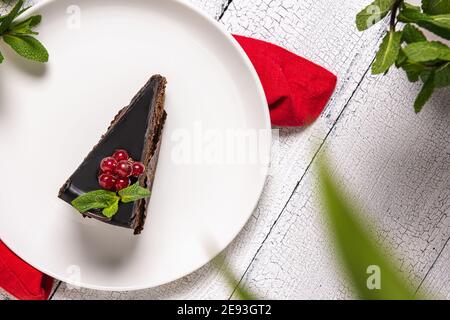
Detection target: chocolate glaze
<box><xmin>58</xmin><ymin>75</ymin><xmax>167</xmax><ymax>234</ymax></box>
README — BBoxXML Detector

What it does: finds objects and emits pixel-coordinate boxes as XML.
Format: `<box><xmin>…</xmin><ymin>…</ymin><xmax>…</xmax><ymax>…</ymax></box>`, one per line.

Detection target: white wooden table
<box><xmin>2</xmin><ymin>0</ymin><xmax>450</xmax><ymax>300</ymax></box>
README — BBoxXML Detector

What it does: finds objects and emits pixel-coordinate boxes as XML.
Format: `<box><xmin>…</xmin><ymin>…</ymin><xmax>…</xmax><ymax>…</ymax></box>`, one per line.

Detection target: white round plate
<box><xmin>0</xmin><ymin>0</ymin><xmax>270</xmax><ymax>290</ymax></box>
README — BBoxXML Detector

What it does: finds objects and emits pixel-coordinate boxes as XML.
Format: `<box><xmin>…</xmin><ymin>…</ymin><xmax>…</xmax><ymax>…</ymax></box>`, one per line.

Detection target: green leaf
<box><xmin>422</xmin><ymin>0</ymin><xmax>450</xmax><ymax>15</ymax></box>
<box><xmin>398</xmin><ymin>3</ymin><xmax>427</xmax><ymax>22</ymax></box>
<box><xmin>0</xmin><ymin>5</ymin><xmax>30</xmax><ymax>23</ymax></box>
<box><xmin>118</xmin><ymin>183</ymin><xmax>151</xmax><ymax>203</ymax></box>
<box><xmin>420</xmin><ymin>69</ymin><xmax>434</xmax><ymax>82</ymax></box>
<box><xmin>402</xmin><ymin>23</ymin><xmax>427</xmax><ymax>43</ymax></box>
<box><xmin>403</xmin><ymin>41</ymin><xmax>450</xmax><ymax>62</ymax></box>
<box><xmin>0</xmin><ymin>0</ymin><xmax>24</xmax><ymax>34</ymax></box>
<box><xmin>431</xmin><ymin>14</ymin><xmax>450</xmax><ymax>27</ymax></box>
<box><xmin>434</xmin><ymin>62</ymin><xmax>450</xmax><ymax>87</ymax></box>
<box><xmin>372</xmin><ymin>31</ymin><xmax>402</xmax><ymax>74</ymax></box>
<box><xmin>221</xmin><ymin>266</ymin><xmax>255</xmax><ymax>300</ymax></box>
<box><xmin>356</xmin><ymin>0</ymin><xmax>396</xmax><ymax>31</ymax></box>
<box><xmin>422</xmin><ymin>14</ymin><xmax>450</xmax><ymax>38</ymax></box>
<box><xmin>2</xmin><ymin>34</ymin><xmax>49</xmax><ymax>62</ymax></box>
<box><xmin>25</xmin><ymin>15</ymin><xmax>41</xmax><ymax>27</ymax></box>
<box><xmin>318</xmin><ymin>159</ymin><xmax>416</xmax><ymax>300</ymax></box>
<box><xmin>213</xmin><ymin>256</ymin><xmax>257</xmax><ymax>300</ymax></box>
<box><xmin>0</xmin><ymin>50</ymin><xmax>3</xmax><ymax>64</ymax></box>
<box><xmin>10</xmin><ymin>15</ymin><xmax>42</xmax><ymax>35</ymax></box>
<box><xmin>18</xmin><ymin>6</ymin><xmax>32</xmax><ymax>16</ymax></box>
<box><xmin>102</xmin><ymin>198</ymin><xmax>120</xmax><ymax>218</ymax></box>
<box><xmin>398</xmin><ymin>6</ymin><xmax>450</xmax><ymax>40</ymax></box>
<box><xmin>415</xmin><ymin>73</ymin><xmax>435</xmax><ymax>112</ymax></box>
<box><xmin>402</xmin><ymin>62</ymin><xmax>427</xmax><ymax>82</ymax></box>
<box><xmin>395</xmin><ymin>48</ymin><xmax>407</xmax><ymax>67</ymax></box>
<box><xmin>71</xmin><ymin>190</ymin><xmax>120</xmax><ymax>214</ymax></box>
<box><xmin>396</xmin><ymin>46</ymin><xmax>440</xmax><ymax>83</ymax></box>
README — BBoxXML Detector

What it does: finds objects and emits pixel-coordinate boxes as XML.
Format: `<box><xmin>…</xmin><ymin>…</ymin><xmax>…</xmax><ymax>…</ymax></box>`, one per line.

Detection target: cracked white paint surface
<box><xmin>2</xmin><ymin>0</ymin><xmax>449</xmax><ymax>300</ymax></box>
<box><xmin>1</xmin><ymin>289</ymin><xmax>13</xmax><ymax>300</ymax></box>
<box><xmin>233</xmin><ymin>68</ymin><xmax>450</xmax><ymax>299</ymax></box>
<box><xmin>418</xmin><ymin>239</ymin><xmax>450</xmax><ymax>299</ymax></box>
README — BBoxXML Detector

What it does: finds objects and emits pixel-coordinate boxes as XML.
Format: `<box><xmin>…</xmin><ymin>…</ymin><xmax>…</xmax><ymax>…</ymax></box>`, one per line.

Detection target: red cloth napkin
<box><xmin>0</xmin><ymin>35</ymin><xmax>336</xmax><ymax>300</ymax></box>
<box><xmin>234</xmin><ymin>35</ymin><xmax>337</xmax><ymax>126</ymax></box>
<box><xmin>0</xmin><ymin>241</ymin><xmax>53</xmax><ymax>300</ymax></box>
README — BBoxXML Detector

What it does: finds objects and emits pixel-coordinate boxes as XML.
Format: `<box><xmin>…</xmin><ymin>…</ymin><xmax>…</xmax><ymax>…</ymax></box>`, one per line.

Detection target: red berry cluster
<box><xmin>98</xmin><ymin>149</ymin><xmax>145</xmax><ymax>191</ymax></box>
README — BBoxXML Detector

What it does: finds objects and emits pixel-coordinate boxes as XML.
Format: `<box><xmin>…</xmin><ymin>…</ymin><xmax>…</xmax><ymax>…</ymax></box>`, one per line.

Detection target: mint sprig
<box><xmin>71</xmin><ymin>183</ymin><xmax>151</xmax><ymax>218</ymax></box>
<box><xmin>102</xmin><ymin>198</ymin><xmax>120</xmax><ymax>218</ymax></box>
<box><xmin>0</xmin><ymin>1</ymin><xmax>49</xmax><ymax>64</ymax></box>
<box><xmin>118</xmin><ymin>182</ymin><xmax>152</xmax><ymax>203</ymax></box>
<box><xmin>355</xmin><ymin>0</ymin><xmax>450</xmax><ymax>112</ymax></box>
<box><xmin>372</xmin><ymin>31</ymin><xmax>402</xmax><ymax>74</ymax></box>
<box><xmin>71</xmin><ymin>190</ymin><xmax>119</xmax><ymax>214</ymax></box>
<box><xmin>3</xmin><ymin>34</ymin><xmax>48</xmax><ymax>62</ymax></box>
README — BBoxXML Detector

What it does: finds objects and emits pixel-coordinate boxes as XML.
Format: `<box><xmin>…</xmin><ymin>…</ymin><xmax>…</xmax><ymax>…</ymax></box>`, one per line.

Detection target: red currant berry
<box><xmin>100</xmin><ymin>157</ymin><xmax>117</xmax><ymax>173</ymax></box>
<box><xmin>132</xmin><ymin>162</ymin><xmax>145</xmax><ymax>177</ymax></box>
<box><xmin>115</xmin><ymin>177</ymin><xmax>130</xmax><ymax>191</ymax></box>
<box><xmin>115</xmin><ymin>160</ymin><xmax>133</xmax><ymax>178</ymax></box>
<box><xmin>98</xmin><ymin>173</ymin><xmax>116</xmax><ymax>190</ymax></box>
<box><xmin>113</xmin><ymin>149</ymin><xmax>129</xmax><ymax>162</ymax></box>
<box><xmin>99</xmin><ymin>170</ymin><xmax>112</xmax><ymax>176</ymax></box>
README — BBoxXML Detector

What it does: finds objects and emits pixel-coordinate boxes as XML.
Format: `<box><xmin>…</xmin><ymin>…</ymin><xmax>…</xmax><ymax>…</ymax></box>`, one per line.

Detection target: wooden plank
<box><xmin>53</xmin><ymin>0</ymin><xmax>390</xmax><ymax>299</ymax></box>
<box><xmin>0</xmin><ymin>280</ymin><xmax>61</xmax><ymax>300</ymax></box>
<box><xmin>0</xmin><ymin>0</ymin><xmax>227</xmax><ymax>19</ymax></box>
<box><xmin>232</xmin><ymin>66</ymin><xmax>450</xmax><ymax>299</ymax></box>
<box><xmin>1</xmin><ymin>289</ymin><xmax>13</xmax><ymax>300</ymax></box>
<box><xmin>192</xmin><ymin>0</ymin><xmax>230</xmax><ymax>19</ymax></box>
<box><xmin>0</xmin><ymin>0</ymin><xmax>229</xmax><ymax>50</ymax></box>
<box><xmin>417</xmin><ymin>239</ymin><xmax>450</xmax><ymax>299</ymax></box>
<box><xmin>0</xmin><ymin>0</ymin><xmax>35</xmax><ymax>11</ymax></box>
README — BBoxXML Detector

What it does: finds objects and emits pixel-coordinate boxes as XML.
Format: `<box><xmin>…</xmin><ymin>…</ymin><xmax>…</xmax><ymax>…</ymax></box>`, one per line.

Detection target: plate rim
<box><xmin>0</xmin><ymin>0</ymin><xmax>272</xmax><ymax>291</ymax></box>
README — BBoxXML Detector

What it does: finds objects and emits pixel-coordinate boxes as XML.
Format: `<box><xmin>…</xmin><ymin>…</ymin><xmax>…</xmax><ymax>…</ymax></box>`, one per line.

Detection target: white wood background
<box><xmin>1</xmin><ymin>0</ymin><xmax>450</xmax><ymax>300</ymax></box>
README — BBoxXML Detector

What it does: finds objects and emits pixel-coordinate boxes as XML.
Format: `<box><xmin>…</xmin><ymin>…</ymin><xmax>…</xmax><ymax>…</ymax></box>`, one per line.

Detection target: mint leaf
<box><xmin>402</xmin><ymin>24</ymin><xmax>426</xmax><ymax>43</ymax></box>
<box><xmin>434</xmin><ymin>62</ymin><xmax>450</xmax><ymax>87</ymax></box>
<box><xmin>10</xmin><ymin>15</ymin><xmax>41</xmax><ymax>35</ymax></box>
<box><xmin>23</xmin><ymin>15</ymin><xmax>41</xmax><ymax>28</ymax></box>
<box><xmin>3</xmin><ymin>34</ymin><xmax>49</xmax><ymax>62</ymax></box>
<box><xmin>0</xmin><ymin>6</ymin><xmax>32</xmax><ymax>25</ymax></box>
<box><xmin>398</xmin><ymin>3</ymin><xmax>425</xmax><ymax>22</ymax></box>
<box><xmin>403</xmin><ymin>41</ymin><xmax>450</xmax><ymax>62</ymax></box>
<box><xmin>118</xmin><ymin>183</ymin><xmax>151</xmax><ymax>203</ymax></box>
<box><xmin>422</xmin><ymin>0</ymin><xmax>450</xmax><ymax>15</ymax></box>
<box><xmin>414</xmin><ymin>73</ymin><xmax>435</xmax><ymax>113</ymax></box>
<box><xmin>398</xmin><ymin>6</ymin><xmax>450</xmax><ymax>40</ymax></box>
<box><xmin>356</xmin><ymin>0</ymin><xmax>396</xmax><ymax>31</ymax></box>
<box><xmin>17</xmin><ymin>6</ymin><xmax>32</xmax><ymax>17</ymax></box>
<box><xmin>0</xmin><ymin>0</ymin><xmax>24</xmax><ymax>34</ymax></box>
<box><xmin>102</xmin><ymin>198</ymin><xmax>120</xmax><ymax>218</ymax></box>
<box><xmin>420</xmin><ymin>69</ymin><xmax>434</xmax><ymax>83</ymax></box>
<box><xmin>395</xmin><ymin>48</ymin><xmax>407</xmax><ymax>66</ymax></box>
<box><xmin>372</xmin><ymin>31</ymin><xmax>402</xmax><ymax>74</ymax></box>
<box><xmin>71</xmin><ymin>190</ymin><xmax>120</xmax><ymax>214</ymax></box>
<box><xmin>432</xmin><ymin>13</ymin><xmax>450</xmax><ymax>25</ymax></box>
<box><xmin>318</xmin><ymin>159</ymin><xmax>417</xmax><ymax>299</ymax></box>
<box><xmin>401</xmin><ymin>61</ymin><xmax>427</xmax><ymax>82</ymax></box>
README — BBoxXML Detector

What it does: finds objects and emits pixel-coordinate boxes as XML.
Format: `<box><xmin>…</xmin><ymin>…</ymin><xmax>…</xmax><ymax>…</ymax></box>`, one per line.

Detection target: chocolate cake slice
<box><xmin>59</xmin><ymin>75</ymin><xmax>167</xmax><ymax>234</ymax></box>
